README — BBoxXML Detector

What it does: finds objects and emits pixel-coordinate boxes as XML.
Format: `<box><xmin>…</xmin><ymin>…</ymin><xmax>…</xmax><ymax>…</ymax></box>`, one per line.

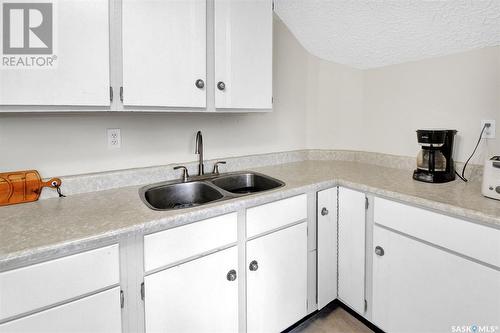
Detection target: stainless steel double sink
<box><xmin>140</xmin><ymin>171</ymin><xmax>285</xmax><ymax>211</ymax></box>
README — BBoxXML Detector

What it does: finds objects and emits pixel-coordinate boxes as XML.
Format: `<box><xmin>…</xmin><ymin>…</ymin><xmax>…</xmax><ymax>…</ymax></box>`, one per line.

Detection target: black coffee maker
<box><xmin>413</xmin><ymin>129</ymin><xmax>457</xmax><ymax>183</ymax></box>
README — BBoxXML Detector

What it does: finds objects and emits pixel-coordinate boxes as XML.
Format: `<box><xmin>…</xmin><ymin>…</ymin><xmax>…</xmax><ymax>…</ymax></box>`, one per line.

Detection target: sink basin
<box><xmin>210</xmin><ymin>172</ymin><xmax>284</xmax><ymax>194</ymax></box>
<box><xmin>141</xmin><ymin>181</ymin><xmax>224</xmax><ymax>210</ymax></box>
<box><xmin>140</xmin><ymin>171</ymin><xmax>285</xmax><ymax>211</ymax></box>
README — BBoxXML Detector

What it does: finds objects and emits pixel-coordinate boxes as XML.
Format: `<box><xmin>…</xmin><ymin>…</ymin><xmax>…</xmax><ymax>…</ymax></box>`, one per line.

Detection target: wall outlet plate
<box><xmin>481</xmin><ymin>120</ymin><xmax>496</xmax><ymax>139</ymax></box>
<box><xmin>107</xmin><ymin>128</ymin><xmax>121</xmax><ymax>149</ymax></box>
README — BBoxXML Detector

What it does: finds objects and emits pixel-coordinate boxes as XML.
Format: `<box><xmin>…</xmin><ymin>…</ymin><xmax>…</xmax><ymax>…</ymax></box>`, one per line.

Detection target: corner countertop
<box><xmin>1</xmin><ymin>160</ymin><xmax>499</xmax><ymax>271</ymax></box>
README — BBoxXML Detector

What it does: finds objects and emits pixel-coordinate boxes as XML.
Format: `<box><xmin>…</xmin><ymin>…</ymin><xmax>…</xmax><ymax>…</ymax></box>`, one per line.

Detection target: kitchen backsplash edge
<box><xmin>39</xmin><ymin>149</ymin><xmax>483</xmax><ymax>199</ymax></box>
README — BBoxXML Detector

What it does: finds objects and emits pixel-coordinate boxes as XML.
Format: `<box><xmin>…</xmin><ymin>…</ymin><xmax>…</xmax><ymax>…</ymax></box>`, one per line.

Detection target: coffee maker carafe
<box><xmin>413</xmin><ymin>129</ymin><xmax>457</xmax><ymax>183</ymax></box>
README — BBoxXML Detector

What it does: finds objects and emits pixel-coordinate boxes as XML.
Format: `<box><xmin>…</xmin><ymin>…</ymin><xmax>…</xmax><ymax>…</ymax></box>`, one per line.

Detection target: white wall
<box><xmin>0</xmin><ymin>17</ymin><xmax>312</xmax><ymax>177</ymax></box>
<box><xmin>1</xmin><ymin>16</ymin><xmax>498</xmax><ymax>178</ymax></box>
<box><xmin>362</xmin><ymin>47</ymin><xmax>500</xmax><ymax>163</ymax></box>
<box><xmin>305</xmin><ymin>58</ymin><xmax>364</xmax><ymax>150</ymax></box>
<box><xmin>307</xmin><ymin>47</ymin><xmax>500</xmax><ymax>164</ymax></box>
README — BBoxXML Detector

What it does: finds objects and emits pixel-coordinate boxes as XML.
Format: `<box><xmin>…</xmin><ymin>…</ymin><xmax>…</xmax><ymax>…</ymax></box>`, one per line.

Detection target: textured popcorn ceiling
<box><xmin>274</xmin><ymin>0</ymin><xmax>500</xmax><ymax>69</ymax></box>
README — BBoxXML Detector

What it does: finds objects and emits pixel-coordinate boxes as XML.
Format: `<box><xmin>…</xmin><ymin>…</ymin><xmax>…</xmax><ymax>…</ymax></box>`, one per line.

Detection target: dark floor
<box><xmin>288</xmin><ymin>302</ymin><xmax>374</xmax><ymax>333</ymax></box>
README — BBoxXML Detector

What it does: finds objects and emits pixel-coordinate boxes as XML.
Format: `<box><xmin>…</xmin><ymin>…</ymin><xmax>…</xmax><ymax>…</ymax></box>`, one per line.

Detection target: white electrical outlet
<box><xmin>107</xmin><ymin>128</ymin><xmax>121</xmax><ymax>149</ymax></box>
<box><xmin>481</xmin><ymin>120</ymin><xmax>496</xmax><ymax>139</ymax></box>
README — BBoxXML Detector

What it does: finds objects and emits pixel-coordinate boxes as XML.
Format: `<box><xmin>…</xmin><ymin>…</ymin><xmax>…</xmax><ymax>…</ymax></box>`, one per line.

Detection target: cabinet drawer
<box><xmin>144</xmin><ymin>213</ymin><xmax>237</xmax><ymax>272</ymax></box>
<box><xmin>246</xmin><ymin>194</ymin><xmax>307</xmax><ymax>237</ymax></box>
<box><xmin>374</xmin><ymin>197</ymin><xmax>500</xmax><ymax>267</ymax></box>
<box><xmin>0</xmin><ymin>287</ymin><xmax>122</xmax><ymax>333</ymax></box>
<box><xmin>0</xmin><ymin>245</ymin><xmax>119</xmax><ymax>321</ymax></box>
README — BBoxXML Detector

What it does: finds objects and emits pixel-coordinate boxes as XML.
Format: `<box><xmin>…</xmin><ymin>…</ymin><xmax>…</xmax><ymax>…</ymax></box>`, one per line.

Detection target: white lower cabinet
<box><xmin>10</xmin><ymin>191</ymin><xmax>500</xmax><ymax>333</ymax></box>
<box><xmin>0</xmin><ymin>287</ymin><xmax>122</xmax><ymax>333</ymax></box>
<box><xmin>144</xmin><ymin>246</ymin><xmax>238</xmax><ymax>333</ymax></box>
<box><xmin>143</xmin><ymin>213</ymin><xmax>237</xmax><ymax>272</ymax></box>
<box><xmin>372</xmin><ymin>225</ymin><xmax>500</xmax><ymax>333</ymax></box>
<box><xmin>317</xmin><ymin>187</ymin><xmax>338</xmax><ymax>309</ymax></box>
<box><xmin>0</xmin><ymin>245</ymin><xmax>120</xmax><ymax>321</ymax></box>
<box><xmin>246</xmin><ymin>222</ymin><xmax>308</xmax><ymax>333</ymax></box>
<box><xmin>0</xmin><ymin>245</ymin><xmax>121</xmax><ymax>333</ymax></box>
<box><xmin>337</xmin><ymin>187</ymin><xmax>366</xmax><ymax>314</ymax></box>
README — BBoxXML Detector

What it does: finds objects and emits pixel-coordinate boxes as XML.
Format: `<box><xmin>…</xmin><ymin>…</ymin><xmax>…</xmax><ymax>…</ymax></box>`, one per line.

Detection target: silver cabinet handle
<box><xmin>195</xmin><ymin>79</ymin><xmax>205</xmax><ymax>89</ymax></box>
<box><xmin>375</xmin><ymin>246</ymin><xmax>385</xmax><ymax>256</ymax></box>
<box><xmin>321</xmin><ymin>207</ymin><xmax>329</xmax><ymax>216</ymax></box>
<box><xmin>226</xmin><ymin>269</ymin><xmax>237</xmax><ymax>281</ymax></box>
<box><xmin>249</xmin><ymin>260</ymin><xmax>258</xmax><ymax>271</ymax></box>
<box><xmin>217</xmin><ymin>81</ymin><xmax>226</xmax><ymax>91</ymax></box>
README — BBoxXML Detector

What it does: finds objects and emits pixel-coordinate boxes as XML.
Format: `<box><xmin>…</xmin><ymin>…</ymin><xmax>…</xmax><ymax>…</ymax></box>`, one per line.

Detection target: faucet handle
<box><xmin>174</xmin><ymin>166</ymin><xmax>189</xmax><ymax>182</ymax></box>
<box><xmin>212</xmin><ymin>161</ymin><xmax>227</xmax><ymax>174</ymax></box>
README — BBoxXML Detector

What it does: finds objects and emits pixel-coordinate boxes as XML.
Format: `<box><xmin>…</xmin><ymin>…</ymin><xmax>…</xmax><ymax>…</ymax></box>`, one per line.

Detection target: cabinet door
<box><xmin>0</xmin><ymin>287</ymin><xmax>122</xmax><ymax>333</ymax></box>
<box><xmin>214</xmin><ymin>0</ymin><xmax>273</xmax><ymax>109</ymax></box>
<box><xmin>144</xmin><ymin>247</ymin><xmax>238</xmax><ymax>333</ymax></box>
<box><xmin>317</xmin><ymin>187</ymin><xmax>338</xmax><ymax>309</ymax></box>
<box><xmin>0</xmin><ymin>0</ymin><xmax>110</xmax><ymax>106</ymax></box>
<box><xmin>122</xmin><ymin>0</ymin><xmax>206</xmax><ymax>108</ymax></box>
<box><xmin>247</xmin><ymin>222</ymin><xmax>307</xmax><ymax>333</ymax></box>
<box><xmin>373</xmin><ymin>226</ymin><xmax>500</xmax><ymax>333</ymax></box>
<box><xmin>338</xmin><ymin>187</ymin><xmax>365</xmax><ymax>314</ymax></box>
<box><xmin>0</xmin><ymin>244</ymin><xmax>119</xmax><ymax>321</ymax></box>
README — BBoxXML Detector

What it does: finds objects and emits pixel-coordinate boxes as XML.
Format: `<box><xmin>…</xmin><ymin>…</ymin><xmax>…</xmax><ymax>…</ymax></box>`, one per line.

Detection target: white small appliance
<box><xmin>482</xmin><ymin>156</ymin><xmax>500</xmax><ymax>200</ymax></box>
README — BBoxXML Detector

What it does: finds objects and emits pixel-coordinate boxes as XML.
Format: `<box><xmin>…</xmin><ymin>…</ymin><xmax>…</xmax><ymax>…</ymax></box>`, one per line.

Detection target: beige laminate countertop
<box><xmin>1</xmin><ymin>160</ymin><xmax>499</xmax><ymax>270</ymax></box>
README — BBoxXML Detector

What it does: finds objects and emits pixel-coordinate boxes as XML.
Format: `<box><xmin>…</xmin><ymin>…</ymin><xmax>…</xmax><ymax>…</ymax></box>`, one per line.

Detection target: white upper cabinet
<box><xmin>122</xmin><ymin>0</ymin><xmax>206</xmax><ymax>108</ymax></box>
<box><xmin>214</xmin><ymin>0</ymin><xmax>273</xmax><ymax>110</ymax></box>
<box><xmin>1</xmin><ymin>0</ymin><xmax>273</xmax><ymax>111</ymax></box>
<box><xmin>0</xmin><ymin>0</ymin><xmax>110</xmax><ymax>106</ymax></box>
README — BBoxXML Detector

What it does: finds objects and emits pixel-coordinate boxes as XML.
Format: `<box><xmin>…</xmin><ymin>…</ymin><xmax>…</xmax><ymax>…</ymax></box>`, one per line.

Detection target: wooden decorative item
<box><xmin>0</xmin><ymin>170</ymin><xmax>62</xmax><ymax>206</ymax></box>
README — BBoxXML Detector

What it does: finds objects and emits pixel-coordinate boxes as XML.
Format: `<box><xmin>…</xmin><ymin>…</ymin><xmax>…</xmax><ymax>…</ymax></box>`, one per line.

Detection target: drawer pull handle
<box><xmin>226</xmin><ymin>269</ymin><xmax>237</xmax><ymax>281</ymax></box>
<box><xmin>249</xmin><ymin>260</ymin><xmax>259</xmax><ymax>271</ymax></box>
<box><xmin>375</xmin><ymin>246</ymin><xmax>385</xmax><ymax>256</ymax></box>
<box><xmin>321</xmin><ymin>207</ymin><xmax>329</xmax><ymax>216</ymax></box>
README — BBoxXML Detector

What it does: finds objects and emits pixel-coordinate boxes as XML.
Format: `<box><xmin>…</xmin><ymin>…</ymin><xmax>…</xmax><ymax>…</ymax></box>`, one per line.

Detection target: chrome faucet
<box><xmin>195</xmin><ymin>131</ymin><xmax>204</xmax><ymax>176</ymax></box>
